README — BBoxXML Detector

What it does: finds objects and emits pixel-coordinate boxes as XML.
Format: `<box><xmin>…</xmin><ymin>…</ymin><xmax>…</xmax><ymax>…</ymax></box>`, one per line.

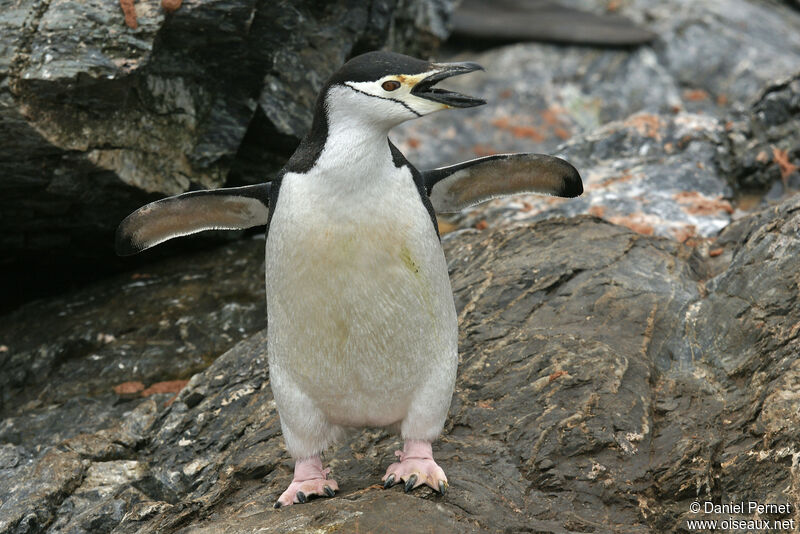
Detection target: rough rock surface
<box><xmin>3</xmin><ymin>195</ymin><xmax>800</xmax><ymax>533</ymax></box>
<box><xmin>395</xmin><ymin>0</ymin><xmax>800</xmax><ymax>237</ymax></box>
<box><xmin>2</xmin><ymin>0</ymin><xmax>800</xmax><ymax>532</ymax></box>
<box><xmin>398</xmin><ymin>0</ymin><xmax>800</xmax><ymax>166</ymax></box>
<box><xmin>0</xmin><ymin>0</ymin><xmax>455</xmax><ymax>309</ymax></box>
<box><xmin>0</xmin><ymin>237</ymin><xmax>265</xmax><ymax>418</ymax></box>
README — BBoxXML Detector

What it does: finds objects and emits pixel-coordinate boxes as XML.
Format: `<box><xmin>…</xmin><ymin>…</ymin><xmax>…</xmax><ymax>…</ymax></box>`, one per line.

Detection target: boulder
<box><xmin>0</xmin><ymin>0</ymin><xmax>455</xmax><ymax>310</ymax></box>
<box><xmin>2</xmin><ymin>0</ymin><xmax>800</xmax><ymax>532</ymax></box>
<box><xmin>3</xmin><ymin>193</ymin><xmax>799</xmax><ymax>532</ymax></box>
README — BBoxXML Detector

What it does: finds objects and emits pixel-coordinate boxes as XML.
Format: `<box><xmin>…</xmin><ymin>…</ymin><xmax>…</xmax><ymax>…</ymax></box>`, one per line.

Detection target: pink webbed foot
<box><xmin>382</xmin><ymin>440</ymin><xmax>448</xmax><ymax>494</ymax></box>
<box><xmin>274</xmin><ymin>456</ymin><xmax>338</xmax><ymax>508</ymax></box>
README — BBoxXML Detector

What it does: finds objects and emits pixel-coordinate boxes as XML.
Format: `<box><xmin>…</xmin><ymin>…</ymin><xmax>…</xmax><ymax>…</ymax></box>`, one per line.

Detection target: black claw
<box><xmin>324</xmin><ymin>485</ymin><xmax>335</xmax><ymax>497</ymax></box>
<box><xmin>273</xmin><ymin>501</ymin><xmax>282</xmax><ymax>509</ymax></box>
<box><xmin>383</xmin><ymin>474</ymin><xmax>395</xmax><ymax>489</ymax></box>
<box><xmin>404</xmin><ymin>474</ymin><xmax>418</xmax><ymax>493</ymax></box>
<box><xmin>296</xmin><ymin>491</ymin><xmax>307</xmax><ymax>504</ymax></box>
<box><xmin>438</xmin><ymin>481</ymin><xmax>447</xmax><ymax>495</ymax></box>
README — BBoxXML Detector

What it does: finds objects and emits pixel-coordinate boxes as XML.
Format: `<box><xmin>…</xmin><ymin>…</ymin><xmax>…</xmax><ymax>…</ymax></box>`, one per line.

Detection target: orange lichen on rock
<box><xmin>162</xmin><ymin>0</ymin><xmax>182</xmax><ymax>13</ymax></box>
<box><xmin>492</xmin><ymin>117</ymin><xmax>546</xmax><ymax>142</ymax></box>
<box><xmin>674</xmin><ymin>191</ymin><xmax>734</xmax><ymax>215</ymax></box>
<box><xmin>113</xmin><ymin>381</ymin><xmax>145</xmax><ymax>396</ymax></box>
<box><xmin>599</xmin><ymin>171</ymin><xmax>634</xmax><ymax>188</ymax></box>
<box><xmin>491</xmin><ymin>117</ymin><xmax>510</xmax><ymax>129</ymax></box>
<box><xmin>624</xmin><ymin>113</ymin><xmax>664</xmax><ymax>141</ymax></box>
<box><xmin>548</xmin><ymin>370</ymin><xmax>567</xmax><ymax>383</ymax></box>
<box><xmin>671</xmin><ymin>225</ymin><xmax>697</xmax><ymax>243</ymax></box>
<box><xmin>472</xmin><ymin>144</ymin><xmax>498</xmax><ymax>157</ymax></box>
<box><xmin>607</xmin><ymin>213</ymin><xmax>657</xmax><ymax>236</ymax></box>
<box><xmin>542</xmin><ymin>108</ymin><xmax>571</xmax><ymax>140</ymax></box>
<box><xmin>511</xmin><ymin>125</ymin><xmax>545</xmax><ymax>141</ymax></box>
<box><xmin>540</xmin><ymin>109</ymin><xmax>561</xmax><ymax>127</ymax></box>
<box><xmin>553</xmin><ymin>127</ymin><xmax>570</xmax><ymax>140</ymax></box>
<box><xmin>683</xmin><ymin>89</ymin><xmax>709</xmax><ymax>101</ymax></box>
<box><xmin>120</xmin><ymin>0</ymin><xmax>137</xmax><ymax>29</ymax></box>
<box><xmin>588</xmin><ymin>205</ymin><xmax>606</xmax><ymax>218</ymax></box>
<box><xmin>772</xmin><ymin>146</ymin><xmax>798</xmax><ymax>181</ymax></box>
<box><xmin>141</xmin><ymin>379</ymin><xmax>189</xmax><ymax>396</ymax></box>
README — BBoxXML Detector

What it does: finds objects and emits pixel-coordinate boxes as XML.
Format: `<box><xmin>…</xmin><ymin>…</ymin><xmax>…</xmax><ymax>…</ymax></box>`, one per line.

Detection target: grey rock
<box><xmin>399</xmin><ymin>0</ymin><xmax>800</xmax><ymax>168</ymax></box>
<box><xmin>395</xmin><ymin>0</ymin><xmax>800</xmax><ymax>239</ymax></box>
<box><xmin>0</xmin><ymin>237</ymin><xmax>265</xmax><ymax>418</ymax></box>
<box><xmin>453</xmin><ymin>111</ymin><xmax>736</xmax><ymax>241</ymax></box>
<box><xmin>4</xmin><ymin>194</ymin><xmax>797</xmax><ymax>532</ymax></box>
<box><xmin>1</xmin><ymin>0</ymin><xmax>800</xmax><ymax>531</ymax></box>
<box><xmin>451</xmin><ymin>0</ymin><xmax>658</xmax><ymax>46</ymax></box>
<box><xmin>718</xmin><ymin>72</ymin><xmax>800</xmax><ymax>192</ymax></box>
<box><xmin>0</xmin><ymin>0</ymin><xmax>455</xmax><ymax>310</ymax></box>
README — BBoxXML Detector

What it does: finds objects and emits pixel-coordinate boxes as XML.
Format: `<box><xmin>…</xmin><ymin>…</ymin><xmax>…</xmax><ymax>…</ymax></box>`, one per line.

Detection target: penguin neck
<box><xmin>309</xmin><ymin>89</ymin><xmax>397</xmax><ymax>190</ymax></box>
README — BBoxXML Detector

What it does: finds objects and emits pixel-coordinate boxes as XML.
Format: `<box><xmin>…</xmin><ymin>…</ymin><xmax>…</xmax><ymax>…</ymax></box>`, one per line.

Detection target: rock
<box><xmin>4</xmin><ymin>193</ymin><xmax>798</xmax><ymax>532</ymax></box>
<box><xmin>451</xmin><ymin>0</ymin><xmax>658</xmax><ymax>46</ymax></box>
<box><xmin>0</xmin><ymin>237</ymin><xmax>265</xmax><ymax>418</ymax></box>
<box><xmin>397</xmin><ymin>0</ymin><xmax>800</xmax><ymax>171</ymax></box>
<box><xmin>718</xmin><ymin>73</ymin><xmax>800</xmax><ymax>192</ymax></box>
<box><xmin>395</xmin><ymin>0</ymin><xmax>800</xmax><ymax>240</ymax></box>
<box><xmin>2</xmin><ymin>0</ymin><xmax>800</xmax><ymax>531</ymax></box>
<box><xmin>453</xmin><ymin>110</ymin><xmax>736</xmax><ymax>242</ymax></box>
<box><xmin>0</xmin><ymin>0</ymin><xmax>455</xmax><ymax>311</ymax></box>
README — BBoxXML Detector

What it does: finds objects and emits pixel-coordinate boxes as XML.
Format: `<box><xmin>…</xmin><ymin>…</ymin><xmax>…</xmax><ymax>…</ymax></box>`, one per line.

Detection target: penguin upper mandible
<box><xmin>116</xmin><ymin>51</ymin><xmax>583</xmax><ymax>508</ymax></box>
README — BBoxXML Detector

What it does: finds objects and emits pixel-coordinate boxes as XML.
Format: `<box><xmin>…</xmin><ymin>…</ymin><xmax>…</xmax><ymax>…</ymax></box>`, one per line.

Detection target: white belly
<box><xmin>265</xmin><ymin>164</ymin><xmax>458</xmax><ymax>428</ymax></box>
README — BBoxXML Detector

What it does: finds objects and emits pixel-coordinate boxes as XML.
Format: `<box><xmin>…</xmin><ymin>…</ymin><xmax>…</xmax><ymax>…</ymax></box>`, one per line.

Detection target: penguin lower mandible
<box><xmin>116</xmin><ymin>51</ymin><xmax>583</xmax><ymax>508</ymax></box>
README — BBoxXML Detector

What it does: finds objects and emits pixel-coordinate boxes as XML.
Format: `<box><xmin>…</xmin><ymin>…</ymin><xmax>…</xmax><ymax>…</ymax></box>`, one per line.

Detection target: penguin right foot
<box><xmin>274</xmin><ymin>456</ymin><xmax>339</xmax><ymax>508</ymax></box>
<box><xmin>382</xmin><ymin>439</ymin><xmax>448</xmax><ymax>495</ymax></box>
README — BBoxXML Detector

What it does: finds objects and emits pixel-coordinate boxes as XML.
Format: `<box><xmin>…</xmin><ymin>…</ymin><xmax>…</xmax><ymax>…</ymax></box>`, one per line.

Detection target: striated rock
<box><xmin>3</xmin><ymin>194</ymin><xmax>799</xmax><ymax>532</ymax></box>
<box><xmin>450</xmin><ymin>0</ymin><xmax>658</xmax><ymax>46</ymax></box>
<box><xmin>0</xmin><ymin>0</ymin><xmax>455</xmax><ymax>310</ymax></box>
<box><xmin>395</xmin><ymin>0</ymin><xmax>800</xmax><ymax>241</ymax></box>
<box><xmin>0</xmin><ymin>237</ymin><xmax>265</xmax><ymax>418</ymax></box>
<box><xmin>718</xmin><ymin>73</ymin><xmax>800</xmax><ymax>193</ymax></box>
<box><xmin>397</xmin><ymin>0</ymin><xmax>800</xmax><ymax>172</ymax></box>
<box><xmin>453</xmin><ymin>110</ymin><xmax>736</xmax><ymax>242</ymax></box>
<box><xmin>2</xmin><ymin>1</ymin><xmax>800</xmax><ymax>531</ymax></box>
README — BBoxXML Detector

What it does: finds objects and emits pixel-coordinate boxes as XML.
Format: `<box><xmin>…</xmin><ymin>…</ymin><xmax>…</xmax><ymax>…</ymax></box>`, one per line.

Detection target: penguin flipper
<box><xmin>423</xmin><ymin>153</ymin><xmax>582</xmax><ymax>213</ymax></box>
<box><xmin>115</xmin><ymin>183</ymin><xmax>270</xmax><ymax>256</ymax></box>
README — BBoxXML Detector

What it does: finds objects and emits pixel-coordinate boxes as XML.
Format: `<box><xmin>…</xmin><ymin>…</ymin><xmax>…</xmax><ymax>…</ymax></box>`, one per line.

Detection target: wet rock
<box><xmin>3</xmin><ymin>194</ymin><xmax>796</xmax><ymax>532</ymax></box>
<box><xmin>396</xmin><ymin>0</ymin><xmax>800</xmax><ymax>189</ymax></box>
<box><xmin>453</xmin><ymin>111</ymin><xmax>736</xmax><ymax>242</ymax></box>
<box><xmin>718</xmin><ymin>73</ymin><xmax>800</xmax><ymax>192</ymax></box>
<box><xmin>450</xmin><ymin>0</ymin><xmax>658</xmax><ymax>46</ymax></box>
<box><xmin>2</xmin><ymin>1</ymin><xmax>800</xmax><ymax>531</ymax></box>
<box><xmin>0</xmin><ymin>237</ymin><xmax>265</xmax><ymax>418</ymax></box>
<box><xmin>0</xmin><ymin>0</ymin><xmax>455</xmax><ymax>310</ymax></box>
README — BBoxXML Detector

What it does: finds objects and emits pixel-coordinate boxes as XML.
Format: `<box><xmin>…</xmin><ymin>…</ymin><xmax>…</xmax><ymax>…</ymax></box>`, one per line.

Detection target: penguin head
<box><xmin>323</xmin><ymin>51</ymin><xmax>485</xmax><ymax>129</ymax></box>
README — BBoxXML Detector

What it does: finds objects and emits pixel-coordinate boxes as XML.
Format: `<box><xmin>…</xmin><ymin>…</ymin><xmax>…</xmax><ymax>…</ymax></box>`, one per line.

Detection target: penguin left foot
<box><xmin>382</xmin><ymin>439</ymin><xmax>448</xmax><ymax>494</ymax></box>
<box><xmin>274</xmin><ymin>456</ymin><xmax>338</xmax><ymax>508</ymax></box>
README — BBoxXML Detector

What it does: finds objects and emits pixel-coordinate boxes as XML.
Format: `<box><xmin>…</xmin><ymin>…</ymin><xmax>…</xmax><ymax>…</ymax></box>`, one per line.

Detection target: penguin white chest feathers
<box><xmin>116</xmin><ymin>50</ymin><xmax>583</xmax><ymax>508</ymax></box>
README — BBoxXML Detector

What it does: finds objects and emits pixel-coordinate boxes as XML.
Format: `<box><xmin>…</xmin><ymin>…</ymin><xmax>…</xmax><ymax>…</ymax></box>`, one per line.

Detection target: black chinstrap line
<box><xmin>344</xmin><ymin>84</ymin><xmax>422</xmax><ymax>117</ymax></box>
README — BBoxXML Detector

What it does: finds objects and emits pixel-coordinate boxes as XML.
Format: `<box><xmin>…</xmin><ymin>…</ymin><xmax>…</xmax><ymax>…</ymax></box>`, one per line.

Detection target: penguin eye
<box><xmin>381</xmin><ymin>80</ymin><xmax>401</xmax><ymax>92</ymax></box>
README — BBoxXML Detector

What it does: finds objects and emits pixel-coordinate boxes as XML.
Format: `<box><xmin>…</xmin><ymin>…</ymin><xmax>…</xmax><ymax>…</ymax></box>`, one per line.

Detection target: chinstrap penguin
<box><xmin>117</xmin><ymin>51</ymin><xmax>582</xmax><ymax>508</ymax></box>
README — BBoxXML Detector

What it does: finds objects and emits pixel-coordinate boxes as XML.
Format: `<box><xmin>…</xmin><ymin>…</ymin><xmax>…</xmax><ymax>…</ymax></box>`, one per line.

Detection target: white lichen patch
<box><xmin>221</xmin><ymin>385</ymin><xmax>256</xmax><ymax>407</ymax></box>
<box><xmin>77</xmin><ymin>460</ymin><xmax>146</xmax><ymax>497</ymax></box>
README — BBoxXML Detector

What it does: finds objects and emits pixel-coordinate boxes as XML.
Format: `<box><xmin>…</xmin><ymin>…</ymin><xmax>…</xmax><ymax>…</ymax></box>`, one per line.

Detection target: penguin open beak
<box><xmin>411</xmin><ymin>62</ymin><xmax>486</xmax><ymax>108</ymax></box>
